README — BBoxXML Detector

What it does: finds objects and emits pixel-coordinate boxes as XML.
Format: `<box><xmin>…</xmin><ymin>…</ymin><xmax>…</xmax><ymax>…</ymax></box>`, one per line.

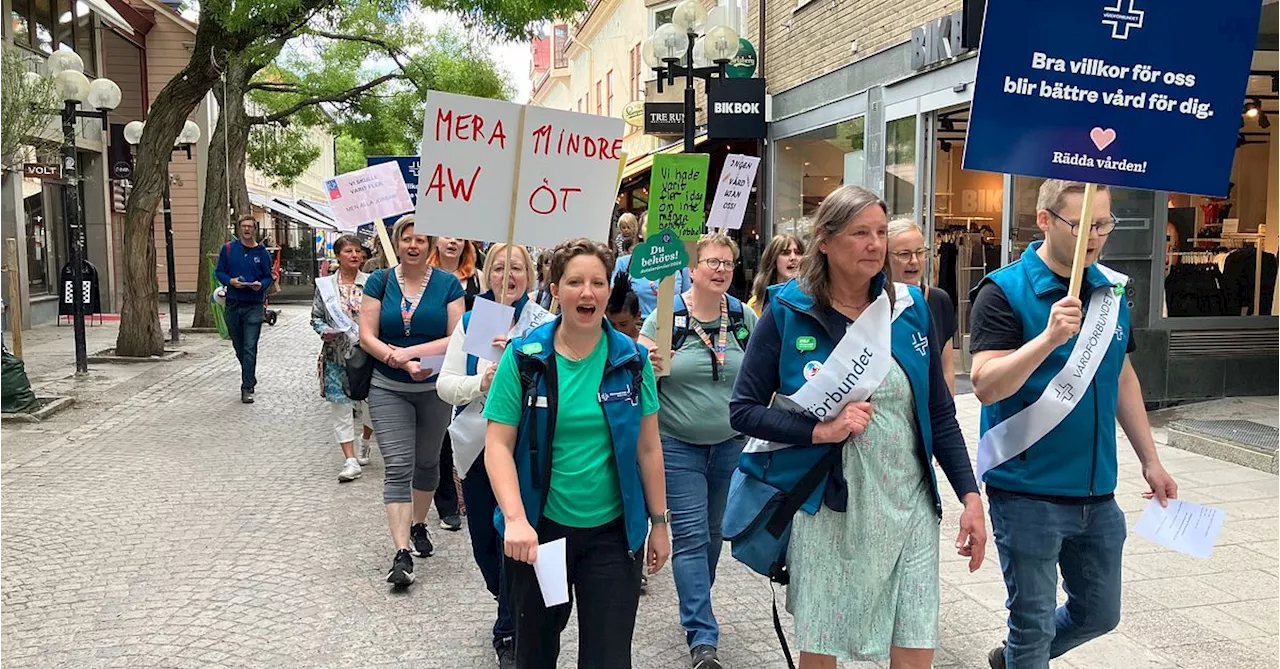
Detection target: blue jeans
<box><xmin>989</xmin><ymin>490</ymin><xmax>1126</xmax><ymax>668</ymax></box>
<box><xmin>662</xmin><ymin>434</ymin><xmax>745</xmax><ymax>649</ymax></box>
<box><xmin>224</xmin><ymin>301</ymin><xmax>264</xmax><ymax>392</ymax></box>
<box><xmin>461</xmin><ymin>455</ymin><xmax>514</xmax><ymax>647</ymax></box>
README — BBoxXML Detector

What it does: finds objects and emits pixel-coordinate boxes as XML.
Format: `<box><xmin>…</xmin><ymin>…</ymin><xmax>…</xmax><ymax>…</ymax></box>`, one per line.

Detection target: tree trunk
<box><xmin>193</xmin><ymin>56</ymin><xmax>255</xmax><ymax>328</ymax></box>
<box><xmin>115</xmin><ymin>52</ymin><xmax>224</xmax><ymax>357</ymax></box>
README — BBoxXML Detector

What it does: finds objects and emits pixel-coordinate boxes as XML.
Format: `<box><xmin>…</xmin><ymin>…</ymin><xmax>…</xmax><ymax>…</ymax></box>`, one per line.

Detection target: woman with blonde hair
<box><xmin>438</xmin><ymin>242</ymin><xmax>553</xmax><ymax>668</ymax></box>
<box><xmin>886</xmin><ymin>218</ymin><xmax>957</xmax><ymax>395</ymax></box>
<box><xmin>729</xmin><ymin>185</ymin><xmax>984</xmax><ymax>669</ymax></box>
<box><xmin>616</xmin><ymin>212</ymin><xmax>641</xmax><ymax>256</ymax></box>
<box><xmin>360</xmin><ymin>215</ymin><xmax>466</xmax><ymax>586</ymax></box>
<box><xmin>747</xmin><ymin>233</ymin><xmax>807</xmax><ymax>315</ymax></box>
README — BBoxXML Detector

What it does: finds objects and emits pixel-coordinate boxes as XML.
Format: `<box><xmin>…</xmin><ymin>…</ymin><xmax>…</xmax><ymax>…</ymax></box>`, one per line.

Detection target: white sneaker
<box><xmin>356</xmin><ymin>437</ymin><xmax>374</xmax><ymax>466</ymax></box>
<box><xmin>338</xmin><ymin>459</ymin><xmax>362</xmax><ymax>482</ymax></box>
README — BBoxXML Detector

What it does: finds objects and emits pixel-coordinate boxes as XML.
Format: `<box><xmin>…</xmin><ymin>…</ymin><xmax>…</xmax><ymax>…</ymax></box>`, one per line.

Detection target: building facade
<box><xmin>751</xmin><ymin>0</ymin><xmax>1279</xmax><ymax>405</ymax></box>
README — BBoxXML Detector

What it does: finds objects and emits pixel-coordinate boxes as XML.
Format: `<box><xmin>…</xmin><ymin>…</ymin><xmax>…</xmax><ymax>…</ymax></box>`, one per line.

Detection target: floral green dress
<box><xmin>785</xmin><ymin>361</ymin><xmax>940</xmax><ymax>661</ymax></box>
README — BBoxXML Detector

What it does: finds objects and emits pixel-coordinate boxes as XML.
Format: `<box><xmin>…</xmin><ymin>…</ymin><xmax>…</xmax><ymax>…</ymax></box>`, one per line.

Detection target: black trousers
<box><xmin>433</xmin><ymin>433</ymin><xmax>458</xmax><ymax>517</ymax></box>
<box><xmin>506</xmin><ymin>516</ymin><xmax>642</xmax><ymax>668</ymax></box>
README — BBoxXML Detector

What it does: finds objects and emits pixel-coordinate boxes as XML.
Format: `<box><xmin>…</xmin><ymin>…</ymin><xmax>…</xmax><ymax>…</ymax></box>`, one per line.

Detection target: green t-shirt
<box><xmin>484</xmin><ymin>335</ymin><xmax>660</xmax><ymax>528</ymax></box>
<box><xmin>640</xmin><ymin>303</ymin><xmax>757</xmax><ymax>445</ymax></box>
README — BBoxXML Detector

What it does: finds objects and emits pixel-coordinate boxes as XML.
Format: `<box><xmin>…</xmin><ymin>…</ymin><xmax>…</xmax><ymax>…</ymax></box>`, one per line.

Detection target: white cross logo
<box><xmin>1055</xmin><ymin>383</ymin><xmax>1075</xmax><ymax>402</ymax></box>
<box><xmin>1102</xmin><ymin>0</ymin><xmax>1144</xmax><ymax>40</ymax></box>
<box><xmin>912</xmin><ymin>332</ymin><xmax>929</xmax><ymax>356</ymax></box>
<box><xmin>408</xmin><ymin>161</ymin><xmax>420</xmax><ymax>177</ymax></box>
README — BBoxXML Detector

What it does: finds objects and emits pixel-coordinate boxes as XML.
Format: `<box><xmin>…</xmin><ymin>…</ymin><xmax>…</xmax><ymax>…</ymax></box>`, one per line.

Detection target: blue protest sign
<box><xmin>963</xmin><ymin>0</ymin><xmax>1262</xmax><ymax>197</ymax></box>
<box><xmin>365</xmin><ymin>156</ymin><xmax>421</xmax><ymax>237</ymax></box>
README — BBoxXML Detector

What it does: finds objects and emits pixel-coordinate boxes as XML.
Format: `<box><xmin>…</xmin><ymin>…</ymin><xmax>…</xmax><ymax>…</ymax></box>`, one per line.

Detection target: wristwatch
<box><xmin>650</xmin><ymin>510</ymin><xmax>671</xmax><ymax>525</ymax></box>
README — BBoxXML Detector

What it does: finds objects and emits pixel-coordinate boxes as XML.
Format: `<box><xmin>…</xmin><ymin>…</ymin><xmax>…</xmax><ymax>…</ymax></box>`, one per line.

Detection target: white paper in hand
<box><xmin>463</xmin><ymin>297</ymin><xmax>516</xmax><ymax>363</ymax></box>
<box><xmin>416</xmin><ymin>355</ymin><xmax>446</xmax><ymax>376</ymax></box>
<box><xmin>533</xmin><ymin>537</ymin><xmax>569</xmax><ymax>607</ymax></box>
<box><xmin>1134</xmin><ymin>498</ymin><xmax>1226</xmax><ymax>559</ymax></box>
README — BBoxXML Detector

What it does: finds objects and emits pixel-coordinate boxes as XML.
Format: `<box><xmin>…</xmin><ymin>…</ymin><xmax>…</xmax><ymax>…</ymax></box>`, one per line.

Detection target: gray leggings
<box><xmin>367</xmin><ymin>385</ymin><xmax>453</xmax><ymax>504</ymax></box>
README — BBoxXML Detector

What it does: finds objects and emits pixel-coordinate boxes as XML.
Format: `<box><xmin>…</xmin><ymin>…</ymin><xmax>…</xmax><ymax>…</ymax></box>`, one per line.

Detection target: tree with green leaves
<box><xmin>190</xmin><ymin>8</ymin><xmax>515</xmax><ymax>327</ymax></box>
<box><xmin>117</xmin><ymin>0</ymin><xmax>582</xmax><ymax>356</ymax></box>
<box><xmin>1</xmin><ymin>47</ymin><xmax>58</xmax><ymax>171</ymax></box>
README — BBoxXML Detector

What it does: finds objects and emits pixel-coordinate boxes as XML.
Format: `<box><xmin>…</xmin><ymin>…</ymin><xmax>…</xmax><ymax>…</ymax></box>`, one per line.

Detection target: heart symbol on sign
<box><xmin>1090</xmin><ymin>127</ymin><xmax>1117</xmax><ymax>151</ymax></box>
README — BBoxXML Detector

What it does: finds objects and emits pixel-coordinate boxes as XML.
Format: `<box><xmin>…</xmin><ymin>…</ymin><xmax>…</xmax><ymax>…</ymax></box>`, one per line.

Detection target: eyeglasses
<box><xmin>889</xmin><ymin>248</ymin><xmax>929</xmax><ymax>262</ymax></box>
<box><xmin>1047</xmin><ymin>209</ymin><xmax>1118</xmax><ymax>237</ymax></box>
<box><xmin>698</xmin><ymin>258</ymin><xmax>737</xmax><ymax>271</ymax></box>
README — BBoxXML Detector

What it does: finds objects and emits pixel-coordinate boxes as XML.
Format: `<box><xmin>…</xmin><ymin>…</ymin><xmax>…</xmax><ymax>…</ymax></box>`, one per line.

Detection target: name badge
<box><xmin>599</xmin><ymin>388</ymin><xmax>638</xmax><ymax>406</ymax></box>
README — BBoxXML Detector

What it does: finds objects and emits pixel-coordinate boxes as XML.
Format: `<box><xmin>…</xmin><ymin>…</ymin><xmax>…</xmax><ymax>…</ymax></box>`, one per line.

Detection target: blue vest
<box><xmin>740</xmin><ymin>275</ymin><xmax>945</xmax><ymax>517</ymax></box>
<box><xmin>977</xmin><ymin>241</ymin><xmax>1130</xmax><ymax>497</ymax></box>
<box><xmin>494</xmin><ymin>318</ymin><xmax>652</xmax><ymax>554</ymax></box>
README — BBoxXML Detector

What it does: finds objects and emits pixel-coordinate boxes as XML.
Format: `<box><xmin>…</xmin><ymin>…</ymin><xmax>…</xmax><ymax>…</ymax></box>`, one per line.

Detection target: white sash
<box><xmin>742</xmin><ymin>284</ymin><xmax>912</xmax><ymax>454</ymax></box>
<box><xmin>452</xmin><ymin>300</ymin><xmax>556</xmax><ymax>477</ymax></box>
<box><xmin>976</xmin><ymin>269</ymin><xmax>1126</xmax><ymax>480</ymax></box>
<box><xmin>318</xmin><ymin>276</ymin><xmax>360</xmax><ymax>346</ymax></box>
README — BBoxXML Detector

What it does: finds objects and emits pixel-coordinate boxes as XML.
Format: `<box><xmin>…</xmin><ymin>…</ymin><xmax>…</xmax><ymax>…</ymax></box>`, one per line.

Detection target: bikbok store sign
<box><xmin>963</xmin><ymin>0</ymin><xmax>1262</xmax><ymax>196</ymax></box>
<box><xmin>416</xmin><ymin>92</ymin><xmax>625</xmax><ymax>249</ymax></box>
<box><xmin>707</xmin><ymin>78</ymin><xmax>766</xmax><ymax>140</ymax></box>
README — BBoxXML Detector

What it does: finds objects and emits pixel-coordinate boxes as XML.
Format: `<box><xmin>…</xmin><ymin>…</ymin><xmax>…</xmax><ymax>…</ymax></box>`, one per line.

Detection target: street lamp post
<box><xmin>123</xmin><ymin>119</ymin><xmax>201</xmax><ymax>345</ymax></box>
<box><xmin>43</xmin><ymin>48</ymin><xmax>121</xmax><ymax>375</ymax></box>
<box><xmin>643</xmin><ymin>0</ymin><xmax>741</xmax><ymax>154</ymax></box>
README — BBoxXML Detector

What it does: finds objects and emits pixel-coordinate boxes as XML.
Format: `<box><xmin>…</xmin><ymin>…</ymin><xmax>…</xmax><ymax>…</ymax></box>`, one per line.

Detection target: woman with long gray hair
<box><xmin>729</xmin><ymin>185</ymin><xmax>984</xmax><ymax>669</ymax></box>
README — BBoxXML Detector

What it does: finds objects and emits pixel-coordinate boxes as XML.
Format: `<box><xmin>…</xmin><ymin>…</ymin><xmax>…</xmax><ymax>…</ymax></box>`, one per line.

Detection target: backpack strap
<box><xmin>516</xmin><ymin>354</ymin><xmax>551</xmax><ymax>491</ymax></box>
<box><xmin>726</xmin><ymin>295</ymin><xmax>750</xmax><ymax>349</ymax></box>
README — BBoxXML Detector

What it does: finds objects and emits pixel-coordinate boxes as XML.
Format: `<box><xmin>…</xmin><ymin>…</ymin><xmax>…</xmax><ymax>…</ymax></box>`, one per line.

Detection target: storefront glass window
<box><xmin>32</xmin><ymin>0</ymin><xmax>54</xmax><ymax>53</ymax></box>
<box><xmin>23</xmin><ymin>180</ymin><xmax>57</xmax><ymax>295</ymax></box>
<box><xmin>884</xmin><ymin>115</ymin><xmax>916</xmax><ymax>218</ymax></box>
<box><xmin>774</xmin><ymin>117</ymin><xmax>865</xmax><ymax>239</ymax></box>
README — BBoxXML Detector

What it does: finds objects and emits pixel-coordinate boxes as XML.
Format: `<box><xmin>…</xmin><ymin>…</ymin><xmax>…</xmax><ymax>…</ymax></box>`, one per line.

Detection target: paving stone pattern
<box><xmin>2</xmin><ymin>305</ymin><xmax>1276</xmax><ymax>668</ymax></box>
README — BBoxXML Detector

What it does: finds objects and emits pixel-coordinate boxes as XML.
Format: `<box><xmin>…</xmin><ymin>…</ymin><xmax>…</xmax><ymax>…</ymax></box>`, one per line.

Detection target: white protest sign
<box><xmin>415</xmin><ymin>92</ymin><xmax>523</xmax><ymax>243</ymax></box>
<box><xmin>324</xmin><ymin>162</ymin><xmax>414</xmax><ymax>231</ymax></box>
<box><xmin>514</xmin><ymin>106</ymin><xmax>626</xmax><ymax>248</ymax></box>
<box><xmin>415</xmin><ymin>92</ymin><xmax>625</xmax><ymax>249</ymax></box>
<box><xmin>706</xmin><ymin>154</ymin><xmax>760</xmax><ymax>231</ymax></box>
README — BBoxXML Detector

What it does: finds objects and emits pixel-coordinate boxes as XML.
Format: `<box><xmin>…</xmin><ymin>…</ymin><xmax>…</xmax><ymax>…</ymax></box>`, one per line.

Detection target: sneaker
<box><xmin>440</xmin><ymin>514</ymin><xmax>463</xmax><ymax>531</ymax></box>
<box><xmin>337</xmin><ymin>459</ymin><xmax>362</xmax><ymax>482</ymax></box>
<box><xmin>691</xmin><ymin>645</ymin><xmax>722</xmax><ymax>669</ymax></box>
<box><xmin>987</xmin><ymin>642</ymin><xmax>1007</xmax><ymax>669</ymax></box>
<box><xmin>356</xmin><ymin>437</ymin><xmax>374</xmax><ymax>466</ymax></box>
<box><xmin>640</xmin><ymin>574</ymin><xmax>648</xmax><ymax>594</ymax></box>
<box><xmin>495</xmin><ymin>637</ymin><xmax>516</xmax><ymax>669</ymax></box>
<box><xmin>411</xmin><ymin>523</ymin><xmax>434</xmax><ymax>557</ymax></box>
<box><xmin>386</xmin><ymin>549</ymin><xmax>415</xmax><ymax>586</ymax></box>
<box><xmin>241</xmin><ymin>390</ymin><xmax>254</xmax><ymax>404</ymax></box>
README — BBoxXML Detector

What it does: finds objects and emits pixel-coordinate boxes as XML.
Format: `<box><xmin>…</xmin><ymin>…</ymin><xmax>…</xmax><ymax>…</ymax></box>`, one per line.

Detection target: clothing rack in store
<box><xmin>1178</xmin><ymin>225</ymin><xmax>1269</xmax><ymax>315</ymax></box>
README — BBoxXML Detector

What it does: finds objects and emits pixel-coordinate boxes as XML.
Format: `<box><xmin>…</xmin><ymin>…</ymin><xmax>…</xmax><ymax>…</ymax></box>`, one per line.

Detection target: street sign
<box><xmin>708</xmin><ymin>78</ymin><xmax>766</xmax><ymax>140</ymax></box>
<box><xmin>623</xmin><ymin>100</ymin><xmax>645</xmax><ymax>128</ymax></box>
<box><xmin>963</xmin><ymin>0</ymin><xmax>1263</xmax><ymax>196</ymax></box>
<box><xmin>24</xmin><ymin>163</ymin><xmax>61</xmax><ymax>180</ymax></box>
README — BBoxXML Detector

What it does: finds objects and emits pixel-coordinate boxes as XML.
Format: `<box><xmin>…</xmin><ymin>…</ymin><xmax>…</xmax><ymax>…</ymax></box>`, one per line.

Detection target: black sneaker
<box><xmin>495</xmin><ymin>637</ymin><xmax>516</xmax><ymax>669</ymax></box>
<box><xmin>240</xmin><ymin>390</ymin><xmax>254</xmax><ymax>404</ymax></box>
<box><xmin>440</xmin><ymin>514</ymin><xmax>463</xmax><ymax>531</ymax></box>
<box><xmin>411</xmin><ymin>523</ymin><xmax>434</xmax><ymax>557</ymax></box>
<box><xmin>640</xmin><ymin>574</ymin><xmax>648</xmax><ymax>595</ymax></box>
<box><xmin>987</xmin><ymin>642</ymin><xmax>1007</xmax><ymax>669</ymax></box>
<box><xmin>691</xmin><ymin>645</ymin><xmax>722</xmax><ymax>669</ymax></box>
<box><xmin>386</xmin><ymin>549</ymin><xmax>415</xmax><ymax>586</ymax></box>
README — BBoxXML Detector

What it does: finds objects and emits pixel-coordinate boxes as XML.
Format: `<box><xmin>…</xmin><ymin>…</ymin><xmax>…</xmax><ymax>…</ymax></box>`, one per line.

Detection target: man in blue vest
<box><xmin>969</xmin><ymin>179</ymin><xmax>1178</xmax><ymax>669</ymax></box>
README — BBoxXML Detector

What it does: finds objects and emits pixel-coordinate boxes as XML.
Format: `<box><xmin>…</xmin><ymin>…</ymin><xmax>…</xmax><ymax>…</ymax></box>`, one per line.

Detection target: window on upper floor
<box><xmin>31</xmin><ymin>0</ymin><xmax>55</xmax><ymax>54</ymax></box>
<box><xmin>606</xmin><ymin>70</ymin><xmax>614</xmax><ymax>117</ymax></box>
<box><xmin>74</xmin><ymin>1</ymin><xmax>95</xmax><ymax>76</ymax></box>
<box><xmin>10</xmin><ymin>0</ymin><xmax>33</xmax><ymax>48</ymax></box>
<box><xmin>650</xmin><ymin>1</ymin><xmax>677</xmax><ymax>32</ymax></box>
<box><xmin>596</xmin><ymin>81</ymin><xmax>602</xmax><ymax>115</ymax></box>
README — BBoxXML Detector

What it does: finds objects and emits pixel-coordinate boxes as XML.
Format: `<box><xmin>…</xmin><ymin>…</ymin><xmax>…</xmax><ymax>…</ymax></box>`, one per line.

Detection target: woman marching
<box><xmin>886</xmin><ymin>219</ymin><xmax>957</xmax><ymax>396</ymax></box>
<box><xmin>359</xmin><ymin>216</ymin><xmax>467</xmax><ymax>586</ymax></box>
<box><xmin>639</xmin><ymin>233</ymin><xmax>757</xmax><ymax>669</ymax></box>
<box><xmin>437</xmin><ymin>243</ymin><xmax>553</xmax><ymax>669</ymax></box>
<box><xmin>484</xmin><ymin>238</ymin><xmax>670</xmax><ymax>668</ymax></box>
<box><xmin>429</xmin><ymin>235</ymin><xmax>483</xmax><ymax>531</ymax></box>
<box><xmin>312</xmin><ymin>234</ymin><xmax>372</xmax><ymax>482</ymax></box>
<box><xmin>729</xmin><ymin>186</ymin><xmax>986</xmax><ymax>669</ymax></box>
<box><xmin>747</xmin><ymin>233</ymin><xmax>806</xmax><ymax>316</ymax></box>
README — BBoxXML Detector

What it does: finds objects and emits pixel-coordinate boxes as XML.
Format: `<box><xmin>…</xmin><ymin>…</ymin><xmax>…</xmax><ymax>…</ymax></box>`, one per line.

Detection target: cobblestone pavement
<box><xmin>2</xmin><ymin>305</ymin><xmax>1276</xmax><ymax>668</ymax></box>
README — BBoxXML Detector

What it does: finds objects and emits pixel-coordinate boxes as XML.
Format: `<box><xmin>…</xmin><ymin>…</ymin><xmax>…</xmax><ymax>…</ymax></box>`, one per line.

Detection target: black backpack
<box><xmin>668</xmin><ymin>294</ymin><xmax>751</xmax><ymax>382</ymax></box>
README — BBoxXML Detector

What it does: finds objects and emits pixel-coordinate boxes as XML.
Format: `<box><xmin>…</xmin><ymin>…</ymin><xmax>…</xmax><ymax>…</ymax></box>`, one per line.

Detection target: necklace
<box><xmin>399</xmin><ymin>266</ymin><xmax>431</xmax><ymax>337</ymax></box>
<box><xmin>686</xmin><ymin>292</ymin><xmax>729</xmax><ymax>381</ymax></box>
<box><xmin>832</xmin><ymin>295</ymin><xmax>871</xmax><ymax>311</ymax></box>
<box><xmin>556</xmin><ymin>330</ymin><xmax>596</xmax><ymax>361</ymax></box>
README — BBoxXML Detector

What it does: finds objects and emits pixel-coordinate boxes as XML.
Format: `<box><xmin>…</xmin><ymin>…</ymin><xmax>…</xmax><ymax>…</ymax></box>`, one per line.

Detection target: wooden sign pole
<box><xmin>375</xmin><ymin>219</ymin><xmax>398</xmax><ymax>269</ymax></box>
<box><xmin>1066</xmin><ymin>182</ymin><xmax>1099</xmax><ymax>298</ymax></box>
<box><xmin>499</xmin><ymin>106</ymin><xmax>530</xmax><ymax>305</ymax></box>
<box><xmin>652</xmin><ymin>275</ymin><xmax>676</xmax><ymax>378</ymax></box>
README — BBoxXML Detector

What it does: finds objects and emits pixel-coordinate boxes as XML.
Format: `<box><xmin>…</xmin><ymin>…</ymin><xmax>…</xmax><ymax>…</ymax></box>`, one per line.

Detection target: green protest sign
<box><xmin>651</xmin><ymin>153</ymin><xmax>710</xmax><ymax>241</ymax></box>
<box><xmin>630</xmin><ymin>229</ymin><xmax>690</xmax><ymax>281</ymax></box>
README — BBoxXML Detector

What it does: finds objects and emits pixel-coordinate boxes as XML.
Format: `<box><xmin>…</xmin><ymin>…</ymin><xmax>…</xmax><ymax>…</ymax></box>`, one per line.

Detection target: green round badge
<box><xmin>725</xmin><ymin>38</ymin><xmax>757</xmax><ymax>79</ymax></box>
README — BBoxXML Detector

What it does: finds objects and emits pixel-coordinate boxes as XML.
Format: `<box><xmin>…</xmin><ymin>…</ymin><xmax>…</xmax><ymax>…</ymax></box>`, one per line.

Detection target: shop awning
<box><xmin>620</xmin><ymin>132</ymin><xmax>711</xmax><ymax>182</ymax></box>
<box><xmin>80</xmin><ymin>0</ymin><xmax>133</xmax><ymax>33</ymax></box>
<box><xmin>251</xmin><ymin>192</ymin><xmax>338</xmax><ymax>230</ymax></box>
